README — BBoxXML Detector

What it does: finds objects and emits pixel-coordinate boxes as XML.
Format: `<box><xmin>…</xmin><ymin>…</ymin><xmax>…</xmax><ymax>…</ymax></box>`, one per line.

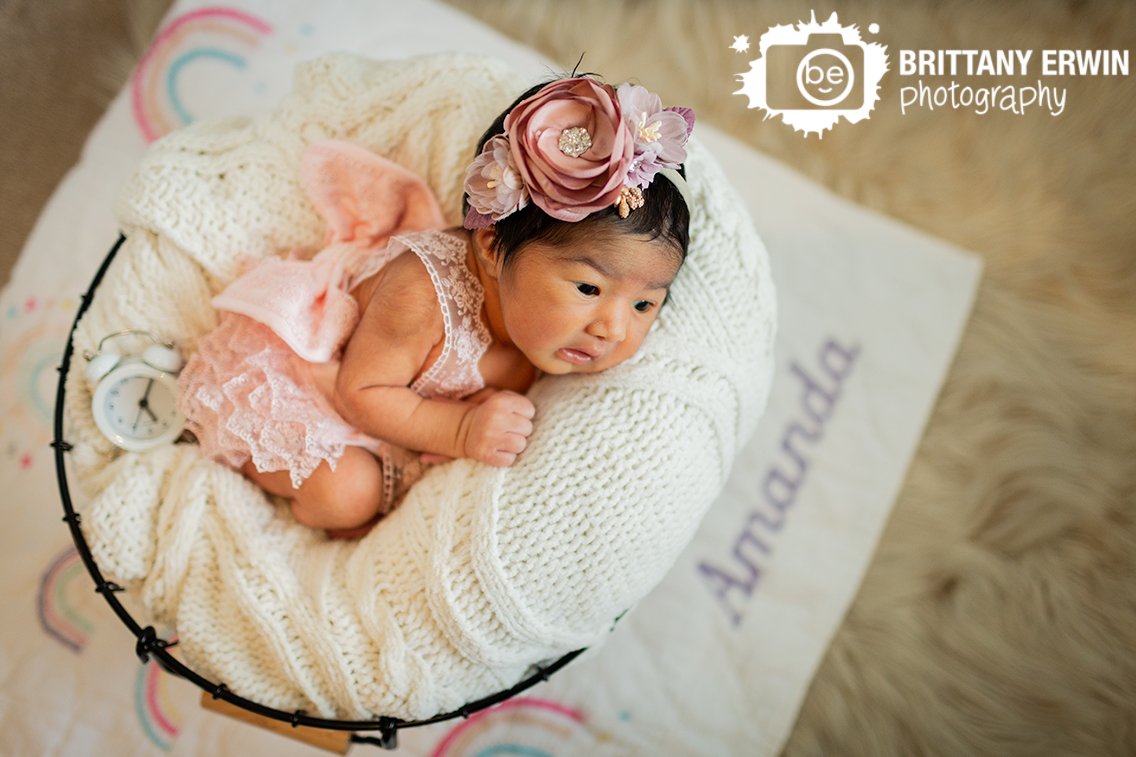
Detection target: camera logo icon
<box><xmin>735</xmin><ymin>11</ymin><xmax>889</xmax><ymax>137</ymax></box>
<box><xmin>770</xmin><ymin>35</ymin><xmax>864</xmax><ymax>109</ymax></box>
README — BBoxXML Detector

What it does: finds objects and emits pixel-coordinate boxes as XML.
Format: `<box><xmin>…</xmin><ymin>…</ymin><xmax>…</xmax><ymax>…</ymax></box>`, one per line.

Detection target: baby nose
<box><xmin>586</xmin><ymin>302</ymin><xmax>628</xmax><ymax>342</ymax></box>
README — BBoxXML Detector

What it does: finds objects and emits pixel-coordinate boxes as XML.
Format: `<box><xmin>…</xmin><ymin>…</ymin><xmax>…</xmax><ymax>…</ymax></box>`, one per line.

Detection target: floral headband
<box><xmin>463</xmin><ymin>77</ymin><xmax>695</xmax><ymax>228</ymax></box>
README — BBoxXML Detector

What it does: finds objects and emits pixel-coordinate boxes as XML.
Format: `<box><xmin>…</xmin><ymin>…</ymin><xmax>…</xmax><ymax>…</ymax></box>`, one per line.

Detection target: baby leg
<box><xmin>241</xmin><ymin>448</ymin><xmax>386</xmax><ymax>534</ymax></box>
<box><xmin>241</xmin><ymin>463</ymin><xmax>296</xmax><ymax>498</ymax></box>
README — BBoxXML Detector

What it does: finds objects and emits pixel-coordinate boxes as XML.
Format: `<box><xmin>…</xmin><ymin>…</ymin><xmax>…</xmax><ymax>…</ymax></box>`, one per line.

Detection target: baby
<box><xmin>178</xmin><ymin>75</ymin><xmax>695</xmax><ymax>538</ymax></box>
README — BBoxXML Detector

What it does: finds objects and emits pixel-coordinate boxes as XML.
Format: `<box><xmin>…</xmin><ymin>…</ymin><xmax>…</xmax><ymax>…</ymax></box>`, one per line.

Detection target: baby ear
<box><xmin>472</xmin><ymin>227</ymin><xmax>504</xmax><ymax>277</ymax></box>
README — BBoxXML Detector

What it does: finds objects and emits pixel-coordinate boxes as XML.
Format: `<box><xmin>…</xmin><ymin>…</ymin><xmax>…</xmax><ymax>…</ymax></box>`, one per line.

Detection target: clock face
<box><xmin>93</xmin><ymin>364</ymin><xmax>185</xmax><ymax>450</ymax></box>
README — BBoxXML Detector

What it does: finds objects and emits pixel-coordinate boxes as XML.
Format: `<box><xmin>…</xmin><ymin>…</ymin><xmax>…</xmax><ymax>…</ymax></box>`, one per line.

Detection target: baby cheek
<box><xmin>518</xmin><ymin>312</ymin><xmax>561</xmax><ymax>352</ymax></box>
<box><xmin>605</xmin><ymin>332</ymin><xmax>643</xmax><ymax>367</ymax></box>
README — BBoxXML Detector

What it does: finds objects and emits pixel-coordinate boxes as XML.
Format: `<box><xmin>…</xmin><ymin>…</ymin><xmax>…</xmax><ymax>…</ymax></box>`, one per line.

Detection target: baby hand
<box><xmin>459</xmin><ymin>389</ymin><xmax>535</xmax><ymax>467</ymax></box>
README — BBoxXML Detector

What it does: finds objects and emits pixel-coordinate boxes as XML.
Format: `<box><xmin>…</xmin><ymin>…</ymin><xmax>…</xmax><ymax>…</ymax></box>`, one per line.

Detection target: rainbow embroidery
<box><xmin>131</xmin><ymin>6</ymin><xmax>273</xmax><ymax>142</ymax></box>
<box><xmin>0</xmin><ymin>294</ymin><xmax>77</xmax><ymax>470</ymax></box>
<box><xmin>135</xmin><ymin>659</ymin><xmax>184</xmax><ymax>751</ymax></box>
<box><xmin>432</xmin><ymin>697</ymin><xmax>612</xmax><ymax>756</ymax></box>
<box><xmin>37</xmin><ymin>546</ymin><xmax>97</xmax><ymax>652</ymax></box>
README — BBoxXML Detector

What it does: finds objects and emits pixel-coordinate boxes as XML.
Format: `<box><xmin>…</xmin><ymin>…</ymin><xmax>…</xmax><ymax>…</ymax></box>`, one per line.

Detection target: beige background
<box><xmin>3</xmin><ymin>1</ymin><xmax>1134</xmax><ymax>754</ymax></box>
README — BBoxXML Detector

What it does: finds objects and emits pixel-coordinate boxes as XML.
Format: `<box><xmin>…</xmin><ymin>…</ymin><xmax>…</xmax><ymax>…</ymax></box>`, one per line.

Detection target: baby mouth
<box><xmin>557</xmin><ymin>347</ymin><xmax>596</xmax><ymax>364</ymax></box>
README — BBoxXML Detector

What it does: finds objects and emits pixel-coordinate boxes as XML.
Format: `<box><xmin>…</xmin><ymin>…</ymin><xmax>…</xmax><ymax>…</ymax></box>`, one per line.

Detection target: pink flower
<box><xmin>504</xmin><ymin>78</ymin><xmax>634</xmax><ymax>222</ymax></box>
<box><xmin>464</xmin><ymin>135</ymin><xmax>528</xmax><ymax>228</ymax></box>
<box><xmin>617</xmin><ymin>84</ymin><xmax>694</xmax><ymax>188</ymax></box>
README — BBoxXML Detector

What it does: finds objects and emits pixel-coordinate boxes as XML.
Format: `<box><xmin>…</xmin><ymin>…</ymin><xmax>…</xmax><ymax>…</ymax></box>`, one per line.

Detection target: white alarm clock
<box><xmin>84</xmin><ymin>330</ymin><xmax>187</xmax><ymax>452</ymax></box>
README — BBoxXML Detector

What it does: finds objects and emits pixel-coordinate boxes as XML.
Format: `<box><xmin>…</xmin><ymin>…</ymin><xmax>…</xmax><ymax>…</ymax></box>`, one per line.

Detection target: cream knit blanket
<box><xmin>63</xmin><ymin>53</ymin><xmax>777</xmax><ymax>719</ymax></box>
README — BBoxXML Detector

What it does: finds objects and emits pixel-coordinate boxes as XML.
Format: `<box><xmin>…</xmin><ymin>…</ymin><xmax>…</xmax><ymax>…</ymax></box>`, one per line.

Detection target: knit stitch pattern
<box><xmin>64</xmin><ymin>53</ymin><xmax>777</xmax><ymax>719</ymax></box>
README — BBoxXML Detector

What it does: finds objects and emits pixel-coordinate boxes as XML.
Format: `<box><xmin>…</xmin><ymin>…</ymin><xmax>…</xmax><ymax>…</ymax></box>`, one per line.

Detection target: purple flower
<box><xmin>616</xmin><ymin>84</ymin><xmax>694</xmax><ymax>188</ymax></box>
<box><xmin>463</xmin><ymin>135</ymin><xmax>528</xmax><ymax>226</ymax></box>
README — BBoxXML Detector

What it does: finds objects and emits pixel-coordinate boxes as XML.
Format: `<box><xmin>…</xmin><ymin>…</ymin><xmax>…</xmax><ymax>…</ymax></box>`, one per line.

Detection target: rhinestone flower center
<box><xmin>558</xmin><ymin>126</ymin><xmax>592</xmax><ymax>158</ymax></box>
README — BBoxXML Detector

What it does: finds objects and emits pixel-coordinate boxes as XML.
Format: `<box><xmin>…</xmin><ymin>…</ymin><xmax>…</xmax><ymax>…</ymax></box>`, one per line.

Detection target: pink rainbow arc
<box><xmin>135</xmin><ymin>658</ymin><xmax>183</xmax><ymax>750</ymax></box>
<box><xmin>131</xmin><ymin>6</ymin><xmax>273</xmax><ymax>142</ymax></box>
<box><xmin>146</xmin><ymin>660</ymin><xmax>181</xmax><ymax>738</ymax></box>
<box><xmin>431</xmin><ymin>697</ymin><xmax>586</xmax><ymax>757</ymax></box>
<box><xmin>37</xmin><ymin>546</ymin><xmax>94</xmax><ymax>652</ymax></box>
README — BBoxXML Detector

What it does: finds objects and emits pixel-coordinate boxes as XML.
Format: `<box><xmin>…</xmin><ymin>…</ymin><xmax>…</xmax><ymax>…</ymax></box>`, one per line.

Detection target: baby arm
<box><xmin>334</xmin><ymin>252</ymin><xmax>534</xmax><ymax>466</ymax></box>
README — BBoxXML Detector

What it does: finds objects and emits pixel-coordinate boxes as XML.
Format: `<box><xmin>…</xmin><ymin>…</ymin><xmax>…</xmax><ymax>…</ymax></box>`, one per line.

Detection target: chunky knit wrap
<box><xmin>63</xmin><ymin>53</ymin><xmax>777</xmax><ymax>719</ymax></box>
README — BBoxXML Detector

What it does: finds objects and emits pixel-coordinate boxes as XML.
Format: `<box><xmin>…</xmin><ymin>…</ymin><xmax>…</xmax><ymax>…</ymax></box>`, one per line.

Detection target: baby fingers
<box><xmin>484</xmin><ymin>450</ymin><xmax>519</xmax><ymax>467</ymax></box>
<box><xmin>499</xmin><ymin>432</ymin><xmax>528</xmax><ymax>454</ymax></box>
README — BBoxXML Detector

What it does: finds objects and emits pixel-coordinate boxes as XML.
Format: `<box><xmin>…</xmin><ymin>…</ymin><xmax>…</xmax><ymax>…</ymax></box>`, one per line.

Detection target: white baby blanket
<box><xmin>0</xmin><ymin>0</ymin><xmax>980</xmax><ymax>754</ymax></box>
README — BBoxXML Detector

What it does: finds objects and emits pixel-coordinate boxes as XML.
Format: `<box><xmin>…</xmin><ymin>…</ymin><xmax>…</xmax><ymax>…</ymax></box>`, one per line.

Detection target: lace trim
<box><xmin>346</xmin><ymin>241</ymin><xmax>400</xmax><ymax>291</ymax></box>
<box><xmin>393</xmin><ymin>231</ymin><xmax>490</xmax><ymax>398</ymax></box>
<box><xmin>177</xmin><ymin>315</ymin><xmax>359</xmax><ymax>490</ymax></box>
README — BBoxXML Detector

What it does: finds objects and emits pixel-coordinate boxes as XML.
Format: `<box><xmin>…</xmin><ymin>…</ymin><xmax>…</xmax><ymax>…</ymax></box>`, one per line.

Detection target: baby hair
<box><xmin>463</xmin><ymin>76</ymin><xmax>691</xmax><ymax>270</ymax></box>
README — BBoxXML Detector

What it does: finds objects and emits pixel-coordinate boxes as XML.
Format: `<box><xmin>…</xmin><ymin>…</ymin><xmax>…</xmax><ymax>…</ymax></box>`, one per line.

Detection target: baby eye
<box><xmin>634</xmin><ymin>300</ymin><xmax>655</xmax><ymax>313</ymax></box>
<box><xmin>576</xmin><ymin>283</ymin><xmax>599</xmax><ymax>296</ymax></box>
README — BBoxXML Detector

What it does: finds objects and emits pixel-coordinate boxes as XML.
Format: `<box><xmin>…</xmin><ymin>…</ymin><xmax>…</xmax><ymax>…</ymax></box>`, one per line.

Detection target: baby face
<box><xmin>496</xmin><ymin>235</ymin><xmax>682</xmax><ymax>375</ymax></box>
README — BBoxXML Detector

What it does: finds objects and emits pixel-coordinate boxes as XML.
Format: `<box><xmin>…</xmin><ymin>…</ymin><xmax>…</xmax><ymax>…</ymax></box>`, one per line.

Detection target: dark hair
<box><xmin>462</xmin><ymin>77</ymin><xmax>691</xmax><ymax>269</ymax></box>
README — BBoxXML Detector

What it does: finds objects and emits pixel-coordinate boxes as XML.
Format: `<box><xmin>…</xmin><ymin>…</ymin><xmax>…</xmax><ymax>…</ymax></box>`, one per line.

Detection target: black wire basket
<box><xmin>52</xmin><ymin>234</ymin><xmax>586</xmax><ymax>750</ymax></box>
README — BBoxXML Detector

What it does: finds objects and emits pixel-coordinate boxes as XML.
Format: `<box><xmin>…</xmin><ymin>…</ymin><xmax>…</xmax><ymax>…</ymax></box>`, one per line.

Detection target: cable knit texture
<box><xmin>64</xmin><ymin>53</ymin><xmax>777</xmax><ymax>719</ymax></box>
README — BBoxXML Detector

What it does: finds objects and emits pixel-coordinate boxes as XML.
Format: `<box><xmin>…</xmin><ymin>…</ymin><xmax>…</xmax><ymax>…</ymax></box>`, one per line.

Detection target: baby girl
<box><xmin>178</xmin><ymin>75</ymin><xmax>695</xmax><ymax>538</ymax></box>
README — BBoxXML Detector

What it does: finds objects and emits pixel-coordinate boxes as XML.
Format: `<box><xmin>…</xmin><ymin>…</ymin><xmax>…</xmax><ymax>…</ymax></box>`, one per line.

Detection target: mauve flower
<box><xmin>504</xmin><ymin>77</ymin><xmax>634</xmax><ymax>222</ymax></box>
<box><xmin>464</xmin><ymin>134</ymin><xmax>528</xmax><ymax>227</ymax></box>
<box><xmin>617</xmin><ymin>83</ymin><xmax>693</xmax><ymax>188</ymax></box>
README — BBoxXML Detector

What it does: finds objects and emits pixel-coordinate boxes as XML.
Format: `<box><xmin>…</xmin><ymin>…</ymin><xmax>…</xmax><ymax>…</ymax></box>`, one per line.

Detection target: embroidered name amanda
<box><xmin>696</xmin><ymin>336</ymin><xmax>861</xmax><ymax>627</ymax></box>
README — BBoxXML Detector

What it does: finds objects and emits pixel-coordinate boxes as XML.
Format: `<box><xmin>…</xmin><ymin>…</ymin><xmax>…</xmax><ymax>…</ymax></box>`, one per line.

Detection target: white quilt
<box><xmin>0</xmin><ymin>1</ymin><xmax>980</xmax><ymax>754</ymax></box>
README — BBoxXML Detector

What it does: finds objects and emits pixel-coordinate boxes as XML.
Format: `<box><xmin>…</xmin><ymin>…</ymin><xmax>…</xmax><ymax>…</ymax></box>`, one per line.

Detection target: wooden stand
<box><xmin>199</xmin><ymin>692</ymin><xmax>353</xmax><ymax>754</ymax></box>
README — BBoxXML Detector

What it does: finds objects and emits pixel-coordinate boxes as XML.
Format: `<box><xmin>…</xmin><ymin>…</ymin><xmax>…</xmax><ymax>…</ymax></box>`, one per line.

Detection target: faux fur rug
<box><xmin>439</xmin><ymin>1</ymin><xmax>1136</xmax><ymax>754</ymax></box>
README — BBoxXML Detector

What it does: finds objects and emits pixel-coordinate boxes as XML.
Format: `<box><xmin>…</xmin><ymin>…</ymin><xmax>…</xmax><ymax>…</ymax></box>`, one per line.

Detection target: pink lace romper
<box><xmin>177</xmin><ymin>229</ymin><xmax>491</xmax><ymax>512</ymax></box>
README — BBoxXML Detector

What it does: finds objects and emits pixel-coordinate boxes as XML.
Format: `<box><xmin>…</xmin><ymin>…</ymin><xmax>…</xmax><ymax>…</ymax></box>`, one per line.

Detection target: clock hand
<box><xmin>134</xmin><ymin>379</ymin><xmax>156</xmax><ymax>429</ymax></box>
